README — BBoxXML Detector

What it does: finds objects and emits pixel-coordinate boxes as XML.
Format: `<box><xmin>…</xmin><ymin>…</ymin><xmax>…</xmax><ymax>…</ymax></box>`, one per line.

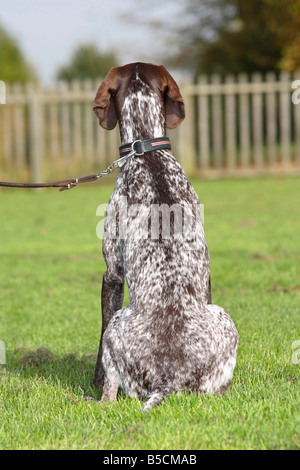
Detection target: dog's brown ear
<box><xmin>93</xmin><ymin>67</ymin><xmax>119</xmax><ymax>130</ymax></box>
<box><xmin>159</xmin><ymin>65</ymin><xmax>185</xmax><ymax>129</ymax></box>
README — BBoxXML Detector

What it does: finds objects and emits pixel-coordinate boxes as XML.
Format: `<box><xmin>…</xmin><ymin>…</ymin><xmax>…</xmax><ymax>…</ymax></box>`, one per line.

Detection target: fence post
<box><xmin>252</xmin><ymin>72</ymin><xmax>264</xmax><ymax>171</ymax></box>
<box><xmin>27</xmin><ymin>85</ymin><xmax>43</xmax><ymax>183</ymax></box>
<box><xmin>211</xmin><ymin>74</ymin><xmax>223</xmax><ymax>170</ymax></box>
<box><xmin>178</xmin><ymin>79</ymin><xmax>196</xmax><ymax>175</ymax></box>
<box><xmin>225</xmin><ymin>74</ymin><xmax>237</xmax><ymax>170</ymax></box>
<box><xmin>198</xmin><ymin>75</ymin><xmax>210</xmax><ymax>171</ymax></box>
<box><xmin>279</xmin><ymin>71</ymin><xmax>291</xmax><ymax>169</ymax></box>
<box><xmin>12</xmin><ymin>83</ymin><xmax>26</xmax><ymax>171</ymax></box>
<box><xmin>83</xmin><ymin>78</ymin><xmax>94</xmax><ymax>163</ymax></box>
<box><xmin>294</xmin><ymin>70</ymin><xmax>300</xmax><ymax>168</ymax></box>
<box><xmin>265</xmin><ymin>72</ymin><xmax>277</xmax><ymax>168</ymax></box>
<box><xmin>2</xmin><ymin>84</ymin><xmax>12</xmax><ymax>170</ymax></box>
<box><xmin>58</xmin><ymin>80</ymin><xmax>71</xmax><ymax>166</ymax></box>
<box><xmin>238</xmin><ymin>73</ymin><xmax>250</xmax><ymax>169</ymax></box>
<box><xmin>72</xmin><ymin>79</ymin><xmax>83</xmax><ymax>162</ymax></box>
<box><xmin>48</xmin><ymin>82</ymin><xmax>60</xmax><ymax>166</ymax></box>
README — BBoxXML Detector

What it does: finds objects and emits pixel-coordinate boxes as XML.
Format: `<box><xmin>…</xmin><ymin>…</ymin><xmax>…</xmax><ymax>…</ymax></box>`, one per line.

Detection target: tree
<box><xmin>0</xmin><ymin>23</ymin><xmax>37</xmax><ymax>83</ymax></box>
<box><xmin>56</xmin><ymin>43</ymin><xmax>118</xmax><ymax>81</ymax></box>
<box><xmin>196</xmin><ymin>0</ymin><xmax>300</xmax><ymax>74</ymax></box>
<box><xmin>143</xmin><ymin>0</ymin><xmax>300</xmax><ymax>74</ymax></box>
<box><xmin>195</xmin><ymin>0</ymin><xmax>282</xmax><ymax>74</ymax></box>
<box><xmin>264</xmin><ymin>0</ymin><xmax>300</xmax><ymax>73</ymax></box>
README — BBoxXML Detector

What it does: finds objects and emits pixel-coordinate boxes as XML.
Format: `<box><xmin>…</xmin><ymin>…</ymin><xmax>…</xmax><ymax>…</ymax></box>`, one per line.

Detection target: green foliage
<box><xmin>199</xmin><ymin>0</ymin><xmax>300</xmax><ymax>74</ymax></box>
<box><xmin>0</xmin><ymin>23</ymin><xmax>37</xmax><ymax>83</ymax></box>
<box><xmin>164</xmin><ymin>0</ymin><xmax>300</xmax><ymax>74</ymax></box>
<box><xmin>56</xmin><ymin>43</ymin><xmax>118</xmax><ymax>81</ymax></box>
<box><xmin>0</xmin><ymin>177</ymin><xmax>299</xmax><ymax>449</ymax></box>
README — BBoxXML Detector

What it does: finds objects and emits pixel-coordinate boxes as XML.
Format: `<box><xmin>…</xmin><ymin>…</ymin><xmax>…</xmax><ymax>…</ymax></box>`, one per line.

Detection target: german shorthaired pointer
<box><xmin>92</xmin><ymin>63</ymin><xmax>238</xmax><ymax>409</ymax></box>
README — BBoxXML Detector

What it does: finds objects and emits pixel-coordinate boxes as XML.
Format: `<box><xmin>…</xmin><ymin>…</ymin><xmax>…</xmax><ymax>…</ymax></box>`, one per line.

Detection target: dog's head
<box><xmin>93</xmin><ymin>62</ymin><xmax>185</xmax><ymax>131</ymax></box>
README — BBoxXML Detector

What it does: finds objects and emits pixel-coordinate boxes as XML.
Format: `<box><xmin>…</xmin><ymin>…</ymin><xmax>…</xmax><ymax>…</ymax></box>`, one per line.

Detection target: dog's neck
<box><xmin>119</xmin><ymin>75</ymin><xmax>166</xmax><ymax>144</ymax></box>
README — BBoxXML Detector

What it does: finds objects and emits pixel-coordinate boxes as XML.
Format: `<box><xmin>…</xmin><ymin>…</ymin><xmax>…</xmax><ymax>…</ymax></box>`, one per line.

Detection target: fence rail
<box><xmin>0</xmin><ymin>72</ymin><xmax>299</xmax><ymax>182</ymax></box>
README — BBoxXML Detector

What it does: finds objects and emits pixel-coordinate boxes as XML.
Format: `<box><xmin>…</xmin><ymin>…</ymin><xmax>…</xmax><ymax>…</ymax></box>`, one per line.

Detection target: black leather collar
<box><xmin>119</xmin><ymin>137</ymin><xmax>171</xmax><ymax>157</ymax></box>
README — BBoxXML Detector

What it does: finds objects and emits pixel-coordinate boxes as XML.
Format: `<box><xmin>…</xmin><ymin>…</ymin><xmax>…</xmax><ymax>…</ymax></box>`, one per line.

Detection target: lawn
<box><xmin>0</xmin><ymin>176</ymin><xmax>299</xmax><ymax>450</ymax></box>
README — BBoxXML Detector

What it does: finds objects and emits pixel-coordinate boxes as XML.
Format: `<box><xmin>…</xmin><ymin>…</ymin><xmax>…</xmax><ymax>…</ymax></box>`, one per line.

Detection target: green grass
<box><xmin>0</xmin><ymin>176</ymin><xmax>299</xmax><ymax>450</ymax></box>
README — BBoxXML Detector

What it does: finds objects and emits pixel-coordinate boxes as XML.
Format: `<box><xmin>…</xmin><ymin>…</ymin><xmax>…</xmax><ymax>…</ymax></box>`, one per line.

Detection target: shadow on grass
<box><xmin>6</xmin><ymin>346</ymin><xmax>103</xmax><ymax>400</ymax></box>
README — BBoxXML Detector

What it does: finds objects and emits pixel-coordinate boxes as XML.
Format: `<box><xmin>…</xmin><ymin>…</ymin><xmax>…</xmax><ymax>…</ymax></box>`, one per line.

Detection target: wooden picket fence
<box><xmin>0</xmin><ymin>72</ymin><xmax>299</xmax><ymax>182</ymax></box>
<box><xmin>188</xmin><ymin>71</ymin><xmax>300</xmax><ymax>176</ymax></box>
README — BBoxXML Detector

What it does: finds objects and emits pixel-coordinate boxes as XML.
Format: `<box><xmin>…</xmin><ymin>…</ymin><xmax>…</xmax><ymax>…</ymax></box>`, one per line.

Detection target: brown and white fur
<box><xmin>92</xmin><ymin>63</ymin><xmax>238</xmax><ymax>409</ymax></box>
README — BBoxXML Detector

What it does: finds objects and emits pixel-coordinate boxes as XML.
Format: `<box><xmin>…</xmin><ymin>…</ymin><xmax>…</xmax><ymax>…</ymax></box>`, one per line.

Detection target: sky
<box><xmin>0</xmin><ymin>0</ymin><xmax>181</xmax><ymax>84</ymax></box>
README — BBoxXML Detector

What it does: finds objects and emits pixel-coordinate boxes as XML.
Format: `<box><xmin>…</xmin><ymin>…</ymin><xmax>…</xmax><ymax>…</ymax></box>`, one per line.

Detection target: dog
<box><xmin>91</xmin><ymin>62</ymin><xmax>238</xmax><ymax>409</ymax></box>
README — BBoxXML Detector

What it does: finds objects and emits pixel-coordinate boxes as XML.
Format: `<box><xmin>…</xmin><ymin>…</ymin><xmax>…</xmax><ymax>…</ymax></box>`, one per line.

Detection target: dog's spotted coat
<box><xmin>92</xmin><ymin>63</ymin><xmax>238</xmax><ymax>409</ymax></box>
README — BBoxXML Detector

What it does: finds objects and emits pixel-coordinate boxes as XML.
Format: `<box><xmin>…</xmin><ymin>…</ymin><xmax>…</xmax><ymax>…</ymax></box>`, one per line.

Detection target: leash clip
<box><xmin>117</xmin><ymin>142</ymin><xmax>141</xmax><ymax>168</ymax></box>
<box><xmin>117</xmin><ymin>140</ymin><xmax>144</xmax><ymax>169</ymax></box>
